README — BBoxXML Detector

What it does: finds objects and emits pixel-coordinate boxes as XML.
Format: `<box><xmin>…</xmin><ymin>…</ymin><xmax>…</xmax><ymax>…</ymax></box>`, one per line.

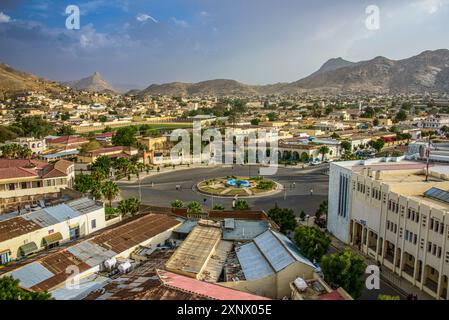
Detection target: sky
<box><xmin>0</xmin><ymin>0</ymin><xmax>449</xmax><ymax>88</ymax></box>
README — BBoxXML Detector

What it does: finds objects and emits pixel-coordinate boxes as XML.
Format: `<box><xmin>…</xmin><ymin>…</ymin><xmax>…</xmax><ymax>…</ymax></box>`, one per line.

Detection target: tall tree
<box><xmin>321</xmin><ymin>249</ymin><xmax>366</xmax><ymax>299</ymax></box>
<box><xmin>101</xmin><ymin>180</ymin><xmax>120</xmax><ymax>207</ymax></box>
<box><xmin>267</xmin><ymin>204</ymin><xmax>298</xmax><ymax>233</ymax></box>
<box><xmin>319</xmin><ymin>145</ymin><xmax>330</xmax><ymax>161</ymax></box>
<box><xmin>294</xmin><ymin>226</ymin><xmax>330</xmax><ymax>262</ymax></box>
<box><xmin>117</xmin><ymin>197</ymin><xmax>141</xmax><ymax>217</ymax></box>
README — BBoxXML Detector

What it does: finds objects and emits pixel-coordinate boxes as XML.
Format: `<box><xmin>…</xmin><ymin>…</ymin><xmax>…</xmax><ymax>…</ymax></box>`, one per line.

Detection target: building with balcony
<box><xmin>5</xmin><ymin>137</ymin><xmax>47</xmax><ymax>155</ymax></box>
<box><xmin>328</xmin><ymin>157</ymin><xmax>449</xmax><ymax>299</ymax></box>
<box><xmin>0</xmin><ymin>159</ymin><xmax>75</xmax><ymax>213</ymax></box>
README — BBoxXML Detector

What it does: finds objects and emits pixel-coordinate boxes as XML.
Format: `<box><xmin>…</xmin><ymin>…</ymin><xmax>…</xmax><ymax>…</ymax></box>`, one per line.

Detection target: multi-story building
<box><xmin>419</xmin><ymin>115</ymin><xmax>449</xmax><ymax>129</ymax></box>
<box><xmin>5</xmin><ymin>137</ymin><xmax>47</xmax><ymax>155</ymax></box>
<box><xmin>328</xmin><ymin>157</ymin><xmax>449</xmax><ymax>299</ymax></box>
<box><xmin>0</xmin><ymin>159</ymin><xmax>75</xmax><ymax>213</ymax></box>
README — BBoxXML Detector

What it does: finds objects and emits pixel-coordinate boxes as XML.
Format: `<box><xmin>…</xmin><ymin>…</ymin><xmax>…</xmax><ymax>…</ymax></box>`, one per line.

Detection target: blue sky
<box><xmin>0</xmin><ymin>0</ymin><xmax>449</xmax><ymax>88</ymax></box>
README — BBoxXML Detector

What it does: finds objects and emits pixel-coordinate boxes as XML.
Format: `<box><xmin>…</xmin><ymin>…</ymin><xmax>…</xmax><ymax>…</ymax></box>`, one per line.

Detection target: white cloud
<box><xmin>171</xmin><ymin>17</ymin><xmax>189</xmax><ymax>28</ymax></box>
<box><xmin>136</xmin><ymin>13</ymin><xmax>158</xmax><ymax>23</ymax></box>
<box><xmin>0</xmin><ymin>12</ymin><xmax>11</xmax><ymax>23</ymax></box>
<box><xmin>412</xmin><ymin>0</ymin><xmax>446</xmax><ymax>14</ymax></box>
<box><xmin>199</xmin><ymin>11</ymin><xmax>210</xmax><ymax>17</ymax></box>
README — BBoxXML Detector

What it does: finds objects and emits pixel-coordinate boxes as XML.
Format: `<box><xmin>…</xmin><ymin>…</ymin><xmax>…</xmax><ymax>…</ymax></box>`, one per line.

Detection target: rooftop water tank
<box><xmin>104</xmin><ymin>257</ymin><xmax>117</xmax><ymax>270</ymax></box>
<box><xmin>118</xmin><ymin>261</ymin><xmax>132</xmax><ymax>274</ymax></box>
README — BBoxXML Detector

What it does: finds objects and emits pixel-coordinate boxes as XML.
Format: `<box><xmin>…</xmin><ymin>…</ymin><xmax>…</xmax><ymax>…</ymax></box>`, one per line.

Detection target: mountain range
<box><xmin>2</xmin><ymin>49</ymin><xmax>449</xmax><ymax>97</ymax></box>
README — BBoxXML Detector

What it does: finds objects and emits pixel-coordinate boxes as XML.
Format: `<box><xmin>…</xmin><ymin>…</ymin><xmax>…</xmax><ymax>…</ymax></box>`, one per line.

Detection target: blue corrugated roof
<box><xmin>236</xmin><ymin>242</ymin><xmax>274</xmax><ymax>280</ymax></box>
<box><xmin>254</xmin><ymin>231</ymin><xmax>295</xmax><ymax>272</ymax></box>
<box><xmin>9</xmin><ymin>263</ymin><xmax>54</xmax><ymax>289</ymax></box>
<box><xmin>44</xmin><ymin>204</ymin><xmax>81</xmax><ymax>222</ymax></box>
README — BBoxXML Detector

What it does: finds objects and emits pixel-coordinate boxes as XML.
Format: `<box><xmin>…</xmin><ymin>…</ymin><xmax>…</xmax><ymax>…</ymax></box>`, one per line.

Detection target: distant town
<box><xmin>1</xmin><ymin>0</ymin><xmax>449</xmax><ymax>306</ymax></box>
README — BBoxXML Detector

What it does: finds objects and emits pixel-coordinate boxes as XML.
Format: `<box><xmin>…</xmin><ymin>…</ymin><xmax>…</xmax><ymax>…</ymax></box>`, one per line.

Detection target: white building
<box><xmin>328</xmin><ymin>158</ymin><xmax>449</xmax><ymax>299</ymax></box>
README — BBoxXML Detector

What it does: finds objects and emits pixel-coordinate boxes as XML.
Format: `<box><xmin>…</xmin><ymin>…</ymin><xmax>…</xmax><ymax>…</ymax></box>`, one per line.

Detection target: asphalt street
<box><xmin>118</xmin><ymin>164</ymin><xmax>329</xmax><ymax>216</ymax></box>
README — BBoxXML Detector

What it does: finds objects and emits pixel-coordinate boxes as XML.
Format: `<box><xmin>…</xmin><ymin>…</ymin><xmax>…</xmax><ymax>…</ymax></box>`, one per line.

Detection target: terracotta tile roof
<box><xmin>0</xmin><ymin>167</ymin><xmax>37</xmax><ymax>180</ymax></box>
<box><xmin>41</xmin><ymin>169</ymin><xmax>66</xmax><ymax>179</ymax></box>
<box><xmin>0</xmin><ymin>159</ymin><xmax>48</xmax><ymax>170</ymax></box>
<box><xmin>53</xmin><ymin>160</ymin><xmax>73</xmax><ymax>172</ymax></box>
<box><xmin>0</xmin><ymin>217</ymin><xmax>41</xmax><ymax>242</ymax></box>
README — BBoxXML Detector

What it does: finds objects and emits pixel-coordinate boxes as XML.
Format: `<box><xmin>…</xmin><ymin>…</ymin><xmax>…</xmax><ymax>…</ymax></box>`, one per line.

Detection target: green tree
<box><xmin>98</xmin><ymin>115</ymin><xmax>108</xmax><ymax>123</ymax></box>
<box><xmin>267</xmin><ymin>205</ymin><xmax>298</xmax><ymax>233</ymax></box>
<box><xmin>369</xmin><ymin>139</ymin><xmax>385</xmax><ymax>152</ymax></box>
<box><xmin>56</xmin><ymin>125</ymin><xmax>76</xmax><ymax>136</ymax></box>
<box><xmin>340</xmin><ymin>141</ymin><xmax>352</xmax><ymax>153</ymax></box>
<box><xmin>294</xmin><ymin>226</ymin><xmax>330</xmax><ymax>262</ymax></box>
<box><xmin>117</xmin><ymin>197</ymin><xmax>140</xmax><ymax>217</ymax></box>
<box><xmin>16</xmin><ymin>116</ymin><xmax>54</xmax><ymax>138</ymax></box>
<box><xmin>112</xmin><ymin>126</ymin><xmax>138</xmax><ymax>146</ymax></box>
<box><xmin>299</xmin><ymin>210</ymin><xmax>306</xmax><ymax>221</ymax></box>
<box><xmin>373</xmin><ymin>118</ymin><xmax>380</xmax><ymax>126</ymax></box>
<box><xmin>394</xmin><ymin>110</ymin><xmax>407</xmax><ymax>122</ymax></box>
<box><xmin>234</xmin><ymin>199</ymin><xmax>250</xmax><ymax>211</ymax></box>
<box><xmin>213</xmin><ymin>203</ymin><xmax>225</xmax><ymax>210</ymax></box>
<box><xmin>321</xmin><ymin>249</ymin><xmax>366</xmax><ymax>299</ymax></box>
<box><xmin>171</xmin><ymin>200</ymin><xmax>184</xmax><ymax>208</ymax></box>
<box><xmin>0</xmin><ymin>276</ymin><xmax>53</xmax><ymax>300</ymax></box>
<box><xmin>101</xmin><ymin>180</ymin><xmax>120</xmax><ymax>207</ymax></box>
<box><xmin>319</xmin><ymin>145</ymin><xmax>330</xmax><ymax>161</ymax></box>
<box><xmin>300</xmin><ymin>152</ymin><xmax>309</xmax><ymax>163</ymax></box>
<box><xmin>187</xmin><ymin>201</ymin><xmax>203</xmax><ymax>214</ymax></box>
<box><xmin>91</xmin><ymin>156</ymin><xmax>112</xmax><ymax>178</ymax></box>
<box><xmin>267</xmin><ymin>112</ymin><xmax>278</xmax><ymax>122</ymax></box>
<box><xmin>60</xmin><ymin>112</ymin><xmax>70</xmax><ymax>121</ymax></box>
<box><xmin>250</xmin><ymin>118</ymin><xmax>261</xmax><ymax>125</ymax></box>
<box><xmin>73</xmin><ymin>174</ymin><xmax>94</xmax><ymax>193</ymax></box>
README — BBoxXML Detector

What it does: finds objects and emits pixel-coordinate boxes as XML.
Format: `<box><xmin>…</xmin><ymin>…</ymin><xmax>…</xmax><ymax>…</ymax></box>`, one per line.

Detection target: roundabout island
<box><xmin>196</xmin><ymin>176</ymin><xmax>281</xmax><ymax>197</ymax></box>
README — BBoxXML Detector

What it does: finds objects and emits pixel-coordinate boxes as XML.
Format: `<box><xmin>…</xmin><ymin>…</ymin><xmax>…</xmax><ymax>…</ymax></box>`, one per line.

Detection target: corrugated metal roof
<box><xmin>22</xmin><ymin>209</ymin><xmax>60</xmax><ymax>227</ymax></box>
<box><xmin>236</xmin><ymin>242</ymin><xmax>274</xmax><ymax>280</ymax></box>
<box><xmin>44</xmin><ymin>204</ymin><xmax>80</xmax><ymax>222</ymax></box>
<box><xmin>67</xmin><ymin>241</ymin><xmax>117</xmax><ymax>267</ymax></box>
<box><xmin>66</xmin><ymin>198</ymin><xmax>103</xmax><ymax>215</ymax></box>
<box><xmin>223</xmin><ymin>220</ymin><xmax>269</xmax><ymax>241</ymax></box>
<box><xmin>174</xmin><ymin>220</ymin><xmax>197</xmax><ymax>234</ymax></box>
<box><xmin>271</xmin><ymin>230</ymin><xmax>316</xmax><ymax>268</ymax></box>
<box><xmin>254</xmin><ymin>230</ymin><xmax>295</xmax><ymax>272</ymax></box>
<box><xmin>9</xmin><ymin>263</ymin><xmax>54</xmax><ymax>289</ymax></box>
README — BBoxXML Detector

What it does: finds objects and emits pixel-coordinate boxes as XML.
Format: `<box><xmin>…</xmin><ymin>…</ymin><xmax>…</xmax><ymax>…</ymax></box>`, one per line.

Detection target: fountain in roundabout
<box><xmin>225</xmin><ymin>179</ymin><xmax>250</xmax><ymax>188</ymax></box>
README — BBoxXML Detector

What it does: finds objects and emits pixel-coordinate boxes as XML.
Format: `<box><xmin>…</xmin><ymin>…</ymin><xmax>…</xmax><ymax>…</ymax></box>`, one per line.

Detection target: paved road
<box><xmin>118</xmin><ymin>164</ymin><xmax>329</xmax><ymax>215</ymax></box>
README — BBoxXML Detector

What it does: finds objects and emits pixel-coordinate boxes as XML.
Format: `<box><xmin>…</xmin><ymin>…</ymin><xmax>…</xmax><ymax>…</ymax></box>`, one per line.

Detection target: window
<box><xmin>435</xmin><ymin>221</ymin><xmax>439</xmax><ymax>232</ymax></box>
<box><xmin>407</xmin><ymin>209</ymin><xmax>411</xmax><ymax>219</ymax></box>
<box><xmin>430</xmin><ymin>218</ymin><xmax>434</xmax><ymax>230</ymax></box>
<box><xmin>428</xmin><ymin>242</ymin><xmax>432</xmax><ymax>252</ymax></box>
<box><xmin>433</xmin><ymin>244</ymin><xmax>437</xmax><ymax>255</ymax></box>
<box><xmin>414</xmin><ymin>234</ymin><xmax>417</xmax><ymax>245</ymax></box>
<box><xmin>415</xmin><ymin>212</ymin><xmax>420</xmax><ymax>223</ymax></box>
<box><xmin>438</xmin><ymin>247</ymin><xmax>442</xmax><ymax>258</ymax></box>
<box><xmin>440</xmin><ymin>224</ymin><xmax>444</xmax><ymax>235</ymax></box>
<box><xmin>91</xmin><ymin>219</ymin><xmax>96</xmax><ymax>229</ymax></box>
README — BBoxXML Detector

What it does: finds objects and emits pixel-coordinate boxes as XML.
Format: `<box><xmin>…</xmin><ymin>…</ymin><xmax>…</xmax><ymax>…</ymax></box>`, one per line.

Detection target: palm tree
<box><xmin>187</xmin><ymin>201</ymin><xmax>203</xmax><ymax>214</ymax></box>
<box><xmin>171</xmin><ymin>200</ymin><xmax>184</xmax><ymax>208</ymax></box>
<box><xmin>118</xmin><ymin>197</ymin><xmax>141</xmax><ymax>217</ymax></box>
<box><xmin>319</xmin><ymin>146</ymin><xmax>330</xmax><ymax>161</ymax></box>
<box><xmin>101</xmin><ymin>181</ymin><xmax>119</xmax><ymax>207</ymax></box>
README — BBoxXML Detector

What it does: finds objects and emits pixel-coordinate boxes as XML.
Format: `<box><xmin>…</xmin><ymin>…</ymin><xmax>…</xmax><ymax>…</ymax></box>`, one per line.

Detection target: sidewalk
<box><xmin>330</xmin><ymin>236</ymin><xmax>434</xmax><ymax>300</ymax></box>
